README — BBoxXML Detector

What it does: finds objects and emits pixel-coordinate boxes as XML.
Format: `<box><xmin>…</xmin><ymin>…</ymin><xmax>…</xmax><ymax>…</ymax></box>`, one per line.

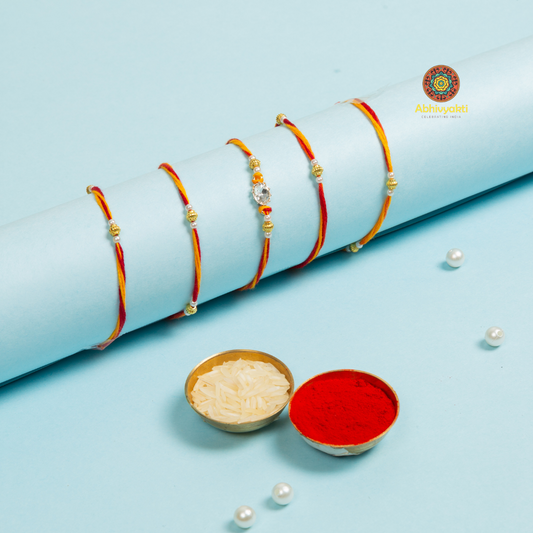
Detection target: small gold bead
<box><xmin>109</xmin><ymin>223</ymin><xmax>121</xmax><ymax>237</ymax></box>
<box><xmin>185</xmin><ymin>303</ymin><xmax>197</xmax><ymax>315</ymax></box>
<box><xmin>276</xmin><ymin>113</ymin><xmax>286</xmax><ymax>125</ymax></box>
<box><xmin>249</xmin><ymin>158</ymin><xmax>261</xmax><ymax>170</ymax></box>
<box><xmin>262</xmin><ymin>221</ymin><xmax>274</xmax><ymax>233</ymax></box>
<box><xmin>186</xmin><ymin>210</ymin><xmax>198</xmax><ymax>223</ymax></box>
<box><xmin>386</xmin><ymin>178</ymin><xmax>398</xmax><ymax>190</ymax></box>
<box><xmin>86</xmin><ymin>185</ymin><xmax>94</xmax><ymax>194</ymax></box>
<box><xmin>349</xmin><ymin>242</ymin><xmax>360</xmax><ymax>253</ymax></box>
<box><xmin>312</xmin><ymin>164</ymin><xmax>324</xmax><ymax>178</ymax></box>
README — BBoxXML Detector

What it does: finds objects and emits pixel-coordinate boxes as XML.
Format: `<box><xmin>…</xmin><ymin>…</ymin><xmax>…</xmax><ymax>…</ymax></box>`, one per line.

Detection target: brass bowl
<box><xmin>184</xmin><ymin>349</ymin><xmax>294</xmax><ymax>433</ymax></box>
<box><xmin>289</xmin><ymin>369</ymin><xmax>399</xmax><ymax>456</ymax></box>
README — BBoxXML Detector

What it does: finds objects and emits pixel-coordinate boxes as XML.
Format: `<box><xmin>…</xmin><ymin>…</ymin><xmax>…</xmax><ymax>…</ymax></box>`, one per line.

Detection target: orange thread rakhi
<box><xmin>159</xmin><ymin>163</ymin><xmax>202</xmax><ymax>319</ymax></box>
<box><xmin>227</xmin><ymin>138</ymin><xmax>272</xmax><ymax>290</ymax></box>
<box><xmin>86</xmin><ymin>185</ymin><xmax>127</xmax><ymax>350</ymax></box>
<box><xmin>275</xmin><ymin>114</ymin><xmax>328</xmax><ymax>268</ymax></box>
<box><xmin>344</xmin><ymin>99</ymin><xmax>396</xmax><ymax>253</ymax></box>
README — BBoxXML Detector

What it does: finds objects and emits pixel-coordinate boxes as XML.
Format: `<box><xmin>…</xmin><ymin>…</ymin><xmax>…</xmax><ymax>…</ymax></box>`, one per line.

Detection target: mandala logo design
<box><xmin>423</xmin><ymin>65</ymin><xmax>460</xmax><ymax>102</ymax></box>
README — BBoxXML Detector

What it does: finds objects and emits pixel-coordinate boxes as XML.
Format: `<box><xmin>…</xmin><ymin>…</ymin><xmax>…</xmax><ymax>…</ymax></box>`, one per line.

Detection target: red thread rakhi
<box><xmin>275</xmin><ymin>114</ymin><xmax>328</xmax><ymax>268</ymax></box>
<box><xmin>159</xmin><ymin>163</ymin><xmax>202</xmax><ymax>319</ymax></box>
<box><xmin>344</xmin><ymin>99</ymin><xmax>396</xmax><ymax>253</ymax></box>
<box><xmin>86</xmin><ymin>186</ymin><xmax>126</xmax><ymax>350</ymax></box>
<box><xmin>226</xmin><ymin>138</ymin><xmax>272</xmax><ymax>290</ymax></box>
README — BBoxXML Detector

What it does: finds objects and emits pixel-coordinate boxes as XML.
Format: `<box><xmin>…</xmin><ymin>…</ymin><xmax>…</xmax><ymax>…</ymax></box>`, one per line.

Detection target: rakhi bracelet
<box><xmin>275</xmin><ymin>113</ymin><xmax>328</xmax><ymax>268</ymax></box>
<box><xmin>345</xmin><ymin>99</ymin><xmax>397</xmax><ymax>253</ymax></box>
<box><xmin>86</xmin><ymin>185</ymin><xmax>126</xmax><ymax>350</ymax></box>
<box><xmin>159</xmin><ymin>163</ymin><xmax>202</xmax><ymax>319</ymax></box>
<box><xmin>226</xmin><ymin>138</ymin><xmax>272</xmax><ymax>290</ymax></box>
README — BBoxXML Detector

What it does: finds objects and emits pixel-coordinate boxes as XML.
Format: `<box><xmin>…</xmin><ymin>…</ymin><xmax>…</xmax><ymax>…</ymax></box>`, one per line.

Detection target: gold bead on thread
<box><xmin>386</xmin><ymin>177</ymin><xmax>398</xmax><ymax>190</ymax></box>
<box><xmin>249</xmin><ymin>158</ymin><xmax>261</xmax><ymax>170</ymax></box>
<box><xmin>109</xmin><ymin>224</ymin><xmax>121</xmax><ymax>237</ymax></box>
<box><xmin>185</xmin><ymin>303</ymin><xmax>197</xmax><ymax>315</ymax></box>
<box><xmin>86</xmin><ymin>185</ymin><xmax>94</xmax><ymax>194</ymax></box>
<box><xmin>349</xmin><ymin>242</ymin><xmax>360</xmax><ymax>253</ymax></box>
<box><xmin>262</xmin><ymin>221</ymin><xmax>274</xmax><ymax>233</ymax></box>
<box><xmin>276</xmin><ymin>113</ymin><xmax>286</xmax><ymax>125</ymax></box>
<box><xmin>312</xmin><ymin>164</ymin><xmax>324</xmax><ymax>178</ymax></box>
<box><xmin>186</xmin><ymin>210</ymin><xmax>198</xmax><ymax>223</ymax></box>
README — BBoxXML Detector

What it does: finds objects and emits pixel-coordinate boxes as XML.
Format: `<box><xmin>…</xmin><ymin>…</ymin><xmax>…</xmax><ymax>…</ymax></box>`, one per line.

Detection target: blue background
<box><xmin>1</xmin><ymin>1</ymin><xmax>532</xmax><ymax>531</ymax></box>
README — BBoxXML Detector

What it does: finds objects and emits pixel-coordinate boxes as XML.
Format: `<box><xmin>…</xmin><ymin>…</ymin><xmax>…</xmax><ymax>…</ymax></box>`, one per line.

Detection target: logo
<box><xmin>422</xmin><ymin>65</ymin><xmax>460</xmax><ymax>102</ymax></box>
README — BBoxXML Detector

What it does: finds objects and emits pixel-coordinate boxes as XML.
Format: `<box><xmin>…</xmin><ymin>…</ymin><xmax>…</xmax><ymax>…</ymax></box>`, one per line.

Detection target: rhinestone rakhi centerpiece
<box><xmin>252</xmin><ymin>182</ymin><xmax>271</xmax><ymax>205</ymax></box>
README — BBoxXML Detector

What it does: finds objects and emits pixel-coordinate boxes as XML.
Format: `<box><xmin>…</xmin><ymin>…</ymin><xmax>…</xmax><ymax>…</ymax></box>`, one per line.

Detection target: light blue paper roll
<box><xmin>1</xmin><ymin>37</ymin><xmax>532</xmax><ymax>384</ymax></box>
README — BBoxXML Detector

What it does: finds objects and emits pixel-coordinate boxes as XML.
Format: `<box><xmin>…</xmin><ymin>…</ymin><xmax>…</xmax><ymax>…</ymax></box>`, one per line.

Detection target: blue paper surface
<box><xmin>0</xmin><ymin>1</ymin><xmax>532</xmax><ymax>532</ymax></box>
<box><xmin>1</xmin><ymin>36</ymin><xmax>533</xmax><ymax>384</ymax></box>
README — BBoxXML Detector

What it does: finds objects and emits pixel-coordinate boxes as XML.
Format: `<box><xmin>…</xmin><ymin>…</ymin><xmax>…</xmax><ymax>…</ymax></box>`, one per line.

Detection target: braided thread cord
<box><xmin>346</xmin><ymin>99</ymin><xmax>395</xmax><ymax>252</ymax></box>
<box><xmin>159</xmin><ymin>163</ymin><xmax>202</xmax><ymax>319</ymax></box>
<box><xmin>226</xmin><ymin>138</ymin><xmax>272</xmax><ymax>290</ymax></box>
<box><xmin>275</xmin><ymin>114</ymin><xmax>328</xmax><ymax>268</ymax></box>
<box><xmin>86</xmin><ymin>186</ymin><xmax>126</xmax><ymax>350</ymax></box>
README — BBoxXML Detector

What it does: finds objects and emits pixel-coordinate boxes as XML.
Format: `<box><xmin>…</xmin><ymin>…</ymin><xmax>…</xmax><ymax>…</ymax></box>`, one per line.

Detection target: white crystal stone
<box><xmin>252</xmin><ymin>182</ymin><xmax>271</xmax><ymax>205</ymax></box>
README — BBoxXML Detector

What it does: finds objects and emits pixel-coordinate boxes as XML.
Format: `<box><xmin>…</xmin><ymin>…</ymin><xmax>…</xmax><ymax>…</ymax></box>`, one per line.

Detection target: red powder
<box><xmin>289</xmin><ymin>372</ymin><xmax>397</xmax><ymax>446</ymax></box>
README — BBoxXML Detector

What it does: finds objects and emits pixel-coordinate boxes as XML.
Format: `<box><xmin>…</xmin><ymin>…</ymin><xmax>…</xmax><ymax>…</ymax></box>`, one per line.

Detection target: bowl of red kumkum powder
<box><xmin>288</xmin><ymin>370</ymin><xmax>399</xmax><ymax>456</ymax></box>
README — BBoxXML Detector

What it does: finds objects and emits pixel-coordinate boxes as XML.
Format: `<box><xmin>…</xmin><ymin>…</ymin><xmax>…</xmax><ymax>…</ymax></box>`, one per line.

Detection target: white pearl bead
<box><xmin>249</xmin><ymin>155</ymin><xmax>255</xmax><ymax>160</ymax></box>
<box><xmin>316</xmin><ymin>176</ymin><xmax>323</xmax><ymax>183</ymax></box>
<box><xmin>388</xmin><ymin>171</ymin><xmax>395</xmax><ymax>178</ymax></box>
<box><xmin>310</xmin><ymin>159</ymin><xmax>318</xmax><ymax>166</ymax></box>
<box><xmin>355</xmin><ymin>241</ymin><xmax>363</xmax><ymax>249</ymax></box>
<box><xmin>190</xmin><ymin>300</ymin><xmax>197</xmax><ymax>307</ymax></box>
<box><xmin>485</xmin><ymin>326</ymin><xmax>505</xmax><ymax>347</ymax></box>
<box><xmin>446</xmin><ymin>248</ymin><xmax>465</xmax><ymax>268</ymax></box>
<box><xmin>190</xmin><ymin>221</ymin><xmax>197</xmax><ymax>229</ymax></box>
<box><xmin>113</xmin><ymin>236</ymin><xmax>120</xmax><ymax>243</ymax></box>
<box><xmin>108</xmin><ymin>219</ymin><xmax>115</xmax><ymax>226</ymax></box>
<box><xmin>185</xmin><ymin>204</ymin><xmax>193</xmax><ymax>211</ymax></box>
<box><xmin>265</xmin><ymin>232</ymin><xmax>272</xmax><ymax>238</ymax></box>
<box><xmin>272</xmin><ymin>482</ymin><xmax>294</xmax><ymax>505</ymax></box>
<box><xmin>233</xmin><ymin>506</ymin><xmax>256</xmax><ymax>529</ymax></box>
<box><xmin>387</xmin><ymin>189</ymin><xmax>394</xmax><ymax>196</ymax></box>
<box><xmin>253</xmin><ymin>166</ymin><xmax>261</xmax><ymax>173</ymax></box>
<box><xmin>264</xmin><ymin>215</ymin><xmax>271</xmax><ymax>221</ymax></box>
